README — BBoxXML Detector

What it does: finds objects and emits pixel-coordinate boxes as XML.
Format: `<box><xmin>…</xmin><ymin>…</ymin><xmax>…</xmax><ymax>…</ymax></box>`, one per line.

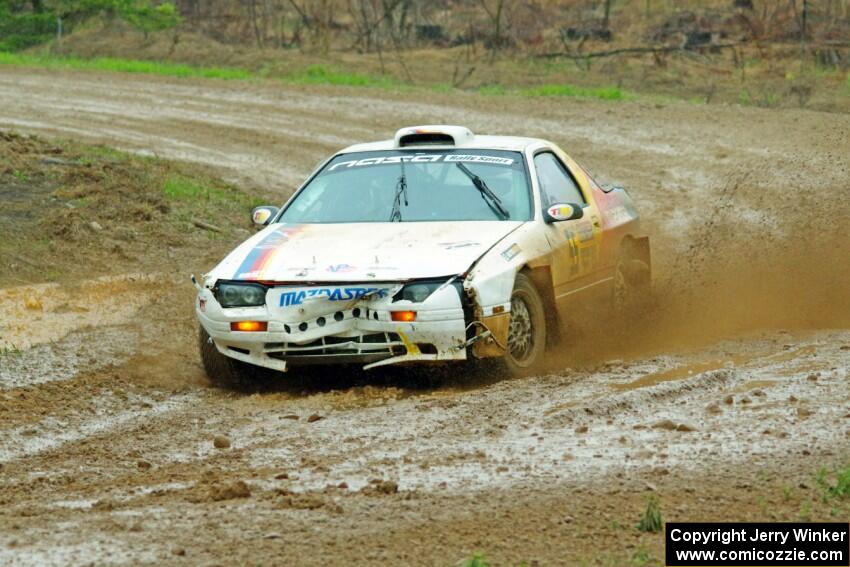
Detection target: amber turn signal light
<box><xmin>230</xmin><ymin>321</ymin><xmax>268</xmax><ymax>332</ymax></box>
<box><xmin>391</xmin><ymin>311</ymin><xmax>417</xmax><ymax>322</ymax></box>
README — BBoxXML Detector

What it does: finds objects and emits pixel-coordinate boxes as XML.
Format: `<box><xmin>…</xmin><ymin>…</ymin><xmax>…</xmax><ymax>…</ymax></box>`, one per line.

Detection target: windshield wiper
<box><xmin>389</xmin><ymin>157</ymin><xmax>409</xmax><ymax>222</ymax></box>
<box><xmin>455</xmin><ymin>163</ymin><xmax>510</xmax><ymax>220</ymax></box>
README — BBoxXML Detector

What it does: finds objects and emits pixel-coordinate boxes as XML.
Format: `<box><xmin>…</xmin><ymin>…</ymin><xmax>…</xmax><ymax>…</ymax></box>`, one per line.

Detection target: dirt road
<box><xmin>1</xmin><ymin>67</ymin><xmax>849</xmax><ymax>565</ymax></box>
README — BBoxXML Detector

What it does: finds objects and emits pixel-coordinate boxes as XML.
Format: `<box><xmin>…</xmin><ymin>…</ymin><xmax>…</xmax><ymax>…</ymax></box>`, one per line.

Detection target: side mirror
<box><xmin>543</xmin><ymin>203</ymin><xmax>583</xmax><ymax>223</ymax></box>
<box><xmin>252</xmin><ymin>206</ymin><xmax>279</xmax><ymax>227</ymax></box>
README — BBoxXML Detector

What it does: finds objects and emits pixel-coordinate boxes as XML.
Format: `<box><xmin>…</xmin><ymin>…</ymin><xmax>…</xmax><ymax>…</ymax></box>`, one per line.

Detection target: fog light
<box><xmin>231</xmin><ymin>321</ymin><xmax>268</xmax><ymax>332</ymax></box>
<box><xmin>391</xmin><ymin>311</ymin><xmax>416</xmax><ymax>322</ymax></box>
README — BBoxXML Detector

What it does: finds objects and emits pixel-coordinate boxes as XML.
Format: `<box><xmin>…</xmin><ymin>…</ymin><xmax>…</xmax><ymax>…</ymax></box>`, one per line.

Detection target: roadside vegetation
<box><xmin>637</xmin><ymin>496</ymin><xmax>663</xmax><ymax>533</ymax></box>
<box><xmin>0</xmin><ymin>0</ymin><xmax>179</xmax><ymax>51</ymax></box>
<box><xmin>0</xmin><ymin>51</ymin><xmax>250</xmax><ymax>79</ymax></box>
<box><xmin>0</xmin><ymin>343</ymin><xmax>22</xmax><ymax>357</ymax></box>
<box><xmin>0</xmin><ymin>51</ymin><xmax>632</xmax><ymax>102</ymax></box>
<box><xmin>458</xmin><ymin>552</ymin><xmax>492</xmax><ymax>567</ymax></box>
<box><xmin>0</xmin><ymin>130</ymin><xmax>264</xmax><ymax>288</ymax></box>
<box><xmin>816</xmin><ymin>464</ymin><xmax>850</xmax><ymax>502</ymax></box>
<box><xmin>2</xmin><ymin>1</ymin><xmax>849</xmax><ymax>111</ymax></box>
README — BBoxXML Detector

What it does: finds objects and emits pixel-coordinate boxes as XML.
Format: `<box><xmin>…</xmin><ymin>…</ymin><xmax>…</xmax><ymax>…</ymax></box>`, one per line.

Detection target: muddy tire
<box><xmin>612</xmin><ymin>251</ymin><xmax>651</xmax><ymax>317</ymax></box>
<box><xmin>503</xmin><ymin>273</ymin><xmax>547</xmax><ymax>375</ymax></box>
<box><xmin>199</xmin><ymin>327</ymin><xmax>255</xmax><ymax>389</ymax></box>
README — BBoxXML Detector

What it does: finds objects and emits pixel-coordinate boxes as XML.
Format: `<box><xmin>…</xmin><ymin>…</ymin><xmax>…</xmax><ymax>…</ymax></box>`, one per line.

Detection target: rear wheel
<box><xmin>503</xmin><ymin>273</ymin><xmax>547</xmax><ymax>375</ymax></box>
<box><xmin>199</xmin><ymin>327</ymin><xmax>255</xmax><ymax>389</ymax></box>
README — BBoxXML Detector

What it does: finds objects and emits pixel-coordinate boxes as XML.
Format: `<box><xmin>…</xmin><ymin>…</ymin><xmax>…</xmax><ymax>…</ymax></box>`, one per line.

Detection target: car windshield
<box><xmin>278</xmin><ymin>149</ymin><xmax>532</xmax><ymax>223</ymax></box>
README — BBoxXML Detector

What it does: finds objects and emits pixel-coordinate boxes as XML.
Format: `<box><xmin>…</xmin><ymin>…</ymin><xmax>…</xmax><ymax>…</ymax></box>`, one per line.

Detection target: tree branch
<box><xmin>536</xmin><ymin>42</ymin><xmax>748</xmax><ymax>60</ymax></box>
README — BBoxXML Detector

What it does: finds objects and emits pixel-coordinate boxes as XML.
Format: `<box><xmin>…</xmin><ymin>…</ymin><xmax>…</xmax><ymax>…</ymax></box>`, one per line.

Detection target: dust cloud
<box><xmin>590</xmin><ymin>167</ymin><xmax>850</xmax><ymax>364</ymax></box>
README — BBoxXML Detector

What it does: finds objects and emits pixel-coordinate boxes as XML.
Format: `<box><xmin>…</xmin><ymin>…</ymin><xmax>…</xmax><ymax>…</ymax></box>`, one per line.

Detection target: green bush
<box><xmin>115</xmin><ymin>0</ymin><xmax>181</xmax><ymax>37</ymax></box>
<box><xmin>0</xmin><ymin>0</ymin><xmax>180</xmax><ymax>51</ymax></box>
<box><xmin>0</xmin><ymin>7</ymin><xmax>55</xmax><ymax>51</ymax></box>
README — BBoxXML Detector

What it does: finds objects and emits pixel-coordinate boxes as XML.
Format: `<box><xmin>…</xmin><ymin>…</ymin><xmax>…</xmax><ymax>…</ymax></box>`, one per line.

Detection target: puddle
<box><xmin>612</xmin><ymin>352</ymin><xmax>766</xmax><ymax>392</ymax></box>
<box><xmin>613</xmin><ymin>360</ymin><xmax>728</xmax><ymax>391</ymax></box>
<box><xmin>771</xmin><ymin>359</ymin><xmax>831</xmax><ymax>377</ymax></box>
<box><xmin>734</xmin><ymin>379</ymin><xmax>779</xmax><ymax>393</ymax></box>
<box><xmin>0</xmin><ymin>273</ymin><xmax>177</xmax><ymax>350</ymax></box>
<box><xmin>766</xmin><ymin>344</ymin><xmax>818</xmax><ymax>363</ymax></box>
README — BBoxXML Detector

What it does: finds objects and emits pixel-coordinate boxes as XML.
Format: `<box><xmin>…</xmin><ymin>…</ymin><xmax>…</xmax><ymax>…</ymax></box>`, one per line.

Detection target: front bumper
<box><xmin>196</xmin><ymin>283</ymin><xmax>470</xmax><ymax>372</ymax></box>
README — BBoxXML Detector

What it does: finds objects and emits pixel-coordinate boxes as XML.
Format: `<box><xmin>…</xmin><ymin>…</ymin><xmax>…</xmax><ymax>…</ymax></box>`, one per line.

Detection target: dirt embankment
<box><xmin>0</xmin><ymin>130</ymin><xmax>263</xmax><ymax>289</ymax></box>
<box><xmin>0</xmin><ymin>69</ymin><xmax>849</xmax><ymax>566</ymax></box>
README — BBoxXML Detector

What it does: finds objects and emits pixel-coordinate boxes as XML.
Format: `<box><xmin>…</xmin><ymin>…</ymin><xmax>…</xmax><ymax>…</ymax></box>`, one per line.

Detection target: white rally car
<box><xmin>195</xmin><ymin>125</ymin><xmax>650</xmax><ymax>385</ymax></box>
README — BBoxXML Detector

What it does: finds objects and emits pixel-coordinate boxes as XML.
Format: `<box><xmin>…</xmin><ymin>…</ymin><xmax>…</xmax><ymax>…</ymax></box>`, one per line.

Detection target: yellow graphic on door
<box><xmin>563</xmin><ymin>217</ymin><xmax>601</xmax><ymax>277</ymax></box>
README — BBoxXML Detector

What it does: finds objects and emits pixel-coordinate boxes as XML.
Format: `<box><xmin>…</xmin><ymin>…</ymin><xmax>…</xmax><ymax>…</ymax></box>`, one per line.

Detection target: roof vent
<box><xmin>394</xmin><ymin>125</ymin><xmax>474</xmax><ymax>148</ymax></box>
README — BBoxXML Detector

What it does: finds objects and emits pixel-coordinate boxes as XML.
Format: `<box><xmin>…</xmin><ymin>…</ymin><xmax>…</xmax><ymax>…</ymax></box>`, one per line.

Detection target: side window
<box><xmin>533</xmin><ymin>152</ymin><xmax>586</xmax><ymax>206</ymax></box>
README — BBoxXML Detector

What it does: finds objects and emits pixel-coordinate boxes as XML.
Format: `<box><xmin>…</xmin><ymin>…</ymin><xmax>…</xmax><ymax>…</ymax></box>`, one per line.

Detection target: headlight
<box><xmin>214</xmin><ymin>282</ymin><xmax>267</xmax><ymax>308</ymax></box>
<box><xmin>396</xmin><ymin>280</ymin><xmax>449</xmax><ymax>303</ymax></box>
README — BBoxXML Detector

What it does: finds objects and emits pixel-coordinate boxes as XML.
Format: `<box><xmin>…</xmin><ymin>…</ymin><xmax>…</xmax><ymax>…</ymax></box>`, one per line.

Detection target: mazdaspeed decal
<box><xmin>279</xmin><ymin>287</ymin><xmax>390</xmax><ymax>307</ymax></box>
<box><xmin>327</xmin><ymin>154</ymin><xmax>514</xmax><ymax>171</ymax></box>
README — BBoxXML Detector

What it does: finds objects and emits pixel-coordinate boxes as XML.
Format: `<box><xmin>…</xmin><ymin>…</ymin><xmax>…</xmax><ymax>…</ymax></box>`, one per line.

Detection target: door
<box><xmin>532</xmin><ymin>151</ymin><xmax>607</xmax><ymax>308</ymax></box>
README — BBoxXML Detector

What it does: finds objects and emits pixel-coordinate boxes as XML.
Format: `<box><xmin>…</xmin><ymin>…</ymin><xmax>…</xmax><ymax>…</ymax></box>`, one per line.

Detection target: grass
<box><xmin>520</xmin><ymin>83</ymin><xmax>625</xmax><ymax>100</ymax></box>
<box><xmin>0</xmin><ymin>129</ymin><xmax>269</xmax><ymax>285</ymax></box>
<box><xmin>0</xmin><ymin>52</ymin><xmax>398</xmax><ymax>89</ymax></box>
<box><xmin>285</xmin><ymin>64</ymin><xmax>398</xmax><ymax>88</ymax></box>
<box><xmin>637</xmin><ymin>496</ymin><xmax>662</xmax><ymax>533</ymax></box>
<box><xmin>816</xmin><ymin>465</ymin><xmax>850</xmax><ymax>502</ymax></box>
<box><xmin>631</xmin><ymin>549</ymin><xmax>652</xmax><ymax>566</ymax></box>
<box><xmin>798</xmin><ymin>500</ymin><xmax>813</xmax><ymax>522</ymax></box>
<box><xmin>85</xmin><ymin>144</ymin><xmax>136</xmax><ymax>161</ymax></box>
<box><xmin>478</xmin><ymin>84</ymin><xmax>507</xmax><ymax>96</ymax></box>
<box><xmin>782</xmin><ymin>485</ymin><xmax>794</xmax><ymax>501</ymax></box>
<box><xmin>477</xmin><ymin>82</ymin><xmax>627</xmax><ymax>100</ymax></box>
<box><xmin>163</xmin><ymin>174</ymin><xmax>263</xmax><ymax>209</ymax></box>
<box><xmin>0</xmin><ymin>51</ymin><xmax>629</xmax><ymax>103</ymax></box>
<box><xmin>830</xmin><ymin>467</ymin><xmax>850</xmax><ymax>498</ymax></box>
<box><xmin>458</xmin><ymin>552</ymin><xmax>491</xmax><ymax>567</ymax></box>
<box><xmin>0</xmin><ymin>343</ymin><xmax>22</xmax><ymax>357</ymax></box>
<box><xmin>163</xmin><ymin>174</ymin><xmax>222</xmax><ymax>201</ymax></box>
<box><xmin>0</xmin><ymin>52</ymin><xmax>251</xmax><ymax>79</ymax></box>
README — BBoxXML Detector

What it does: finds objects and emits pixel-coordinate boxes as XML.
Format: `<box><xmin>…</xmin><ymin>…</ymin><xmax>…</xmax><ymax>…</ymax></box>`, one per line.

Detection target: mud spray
<box><xmin>569</xmin><ymin>166</ymin><xmax>850</xmax><ymax>367</ymax></box>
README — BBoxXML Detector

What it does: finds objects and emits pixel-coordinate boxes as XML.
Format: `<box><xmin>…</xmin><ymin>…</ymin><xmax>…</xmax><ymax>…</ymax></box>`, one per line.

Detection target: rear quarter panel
<box><xmin>577</xmin><ymin>165</ymin><xmax>643</xmax><ymax>269</ymax></box>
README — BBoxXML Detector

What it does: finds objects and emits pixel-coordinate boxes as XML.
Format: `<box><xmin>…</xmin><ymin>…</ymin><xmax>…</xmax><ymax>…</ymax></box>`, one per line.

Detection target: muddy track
<box><xmin>1</xmin><ymin>67</ymin><xmax>850</xmax><ymax>565</ymax></box>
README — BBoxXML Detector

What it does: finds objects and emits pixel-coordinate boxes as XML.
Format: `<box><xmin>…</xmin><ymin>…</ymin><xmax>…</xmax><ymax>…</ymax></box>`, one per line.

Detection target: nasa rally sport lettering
<box><xmin>279</xmin><ymin>287</ymin><xmax>390</xmax><ymax>307</ymax></box>
<box><xmin>327</xmin><ymin>154</ymin><xmax>514</xmax><ymax>171</ymax></box>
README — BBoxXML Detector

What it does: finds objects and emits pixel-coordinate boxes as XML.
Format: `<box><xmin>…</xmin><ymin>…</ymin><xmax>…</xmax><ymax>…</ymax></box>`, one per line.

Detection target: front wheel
<box><xmin>199</xmin><ymin>327</ymin><xmax>256</xmax><ymax>389</ymax></box>
<box><xmin>503</xmin><ymin>273</ymin><xmax>547</xmax><ymax>375</ymax></box>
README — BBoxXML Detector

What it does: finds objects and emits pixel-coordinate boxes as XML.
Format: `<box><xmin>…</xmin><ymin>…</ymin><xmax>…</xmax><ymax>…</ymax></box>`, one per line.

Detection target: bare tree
<box><xmin>478</xmin><ymin>0</ymin><xmax>506</xmax><ymax>60</ymax></box>
<box><xmin>602</xmin><ymin>0</ymin><xmax>614</xmax><ymax>30</ymax></box>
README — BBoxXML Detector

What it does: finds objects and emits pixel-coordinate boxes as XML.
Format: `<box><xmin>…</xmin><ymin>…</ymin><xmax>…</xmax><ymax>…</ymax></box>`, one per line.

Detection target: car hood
<box><xmin>208</xmin><ymin>221</ymin><xmax>524</xmax><ymax>283</ymax></box>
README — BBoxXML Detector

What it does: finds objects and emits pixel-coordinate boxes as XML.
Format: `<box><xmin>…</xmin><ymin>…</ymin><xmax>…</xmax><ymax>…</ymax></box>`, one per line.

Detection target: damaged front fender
<box><xmin>464</xmin><ymin>223</ymin><xmax>553</xmax><ymax>358</ymax></box>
